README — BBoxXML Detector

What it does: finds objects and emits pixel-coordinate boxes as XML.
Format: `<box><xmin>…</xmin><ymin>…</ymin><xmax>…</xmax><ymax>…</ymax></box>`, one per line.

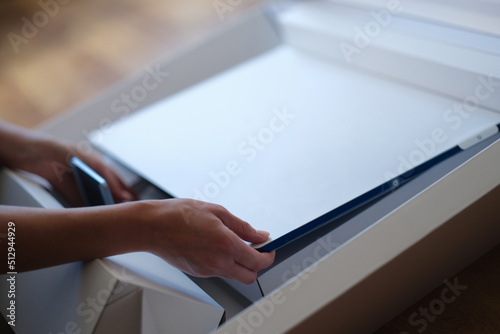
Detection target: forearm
<box><xmin>0</xmin><ymin>202</ymin><xmax>152</xmax><ymax>273</ymax></box>
<box><xmin>0</xmin><ymin>199</ymin><xmax>274</xmax><ymax>283</ymax></box>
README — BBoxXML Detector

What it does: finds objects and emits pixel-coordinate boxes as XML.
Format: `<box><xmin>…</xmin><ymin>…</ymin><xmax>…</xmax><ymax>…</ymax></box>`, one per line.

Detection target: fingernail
<box><xmin>257</xmin><ymin>230</ymin><xmax>270</xmax><ymax>238</ymax></box>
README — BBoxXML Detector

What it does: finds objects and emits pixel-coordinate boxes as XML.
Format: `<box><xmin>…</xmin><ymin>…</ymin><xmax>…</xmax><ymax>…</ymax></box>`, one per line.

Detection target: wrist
<box><xmin>116</xmin><ymin>200</ymin><xmax>168</xmax><ymax>255</ymax></box>
<box><xmin>128</xmin><ymin>200</ymin><xmax>186</xmax><ymax>257</ymax></box>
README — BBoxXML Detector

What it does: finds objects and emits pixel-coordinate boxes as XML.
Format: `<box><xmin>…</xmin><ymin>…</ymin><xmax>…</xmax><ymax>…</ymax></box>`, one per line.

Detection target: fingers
<box><xmin>215</xmin><ymin>206</ymin><xmax>270</xmax><ymax>244</ymax></box>
<box><xmin>101</xmin><ymin>168</ymin><xmax>137</xmax><ymax>203</ymax></box>
<box><xmin>154</xmin><ymin>199</ymin><xmax>275</xmax><ymax>284</ymax></box>
<box><xmin>225</xmin><ymin>251</ymin><xmax>276</xmax><ymax>284</ymax></box>
<box><xmin>226</xmin><ymin>262</ymin><xmax>259</xmax><ymax>285</ymax></box>
<box><xmin>83</xmin><ymin>156</ymin><xmax>137</xmax><ymax>203</ymax></box>
<box><xmin>217</xmin><ymin>230</ymin><xmax>275</xmax><ymax>283</ymax></box>
<box><xmin>190</xmin><ymin>260</ymin><xmax>253</xmax><ymax>283</ymax></box>
<box><xmin>233</xmin><ymin>240</ymin><xmax>276</xmax><ymax>272</ymax></box>
<box><xmin>206</xmin><ymin>203</ymin><xmax>275</xmax><ymax>283</ymax></box>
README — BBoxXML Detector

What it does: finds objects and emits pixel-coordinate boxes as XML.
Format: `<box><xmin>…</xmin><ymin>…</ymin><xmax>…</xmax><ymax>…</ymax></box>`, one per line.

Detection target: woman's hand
<box><xmin>0</xmin><ymin>122</ymin><xmax>275</xmax><ymax>283</ymax></box>
<box><xmin>24</xmin><ymin>138</ymin><xmax>137</xmax><ymax>206</ymax></box>
<box><xmin>0</xmin><ymin>122</ymin><xmax>136</xmax><ymax>206</ymax></box>
<box><xmin>143</xmin><ymin>199</ymin><xmax>275</xmax><ymax>284</ymax></box>
<box><xmin>2</xmin><ymin>198</ymin><xmax>275</xmax><ymax>284</ymax></box>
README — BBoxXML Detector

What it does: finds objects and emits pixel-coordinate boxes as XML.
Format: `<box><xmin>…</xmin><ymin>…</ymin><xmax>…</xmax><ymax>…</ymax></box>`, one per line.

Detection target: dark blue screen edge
<box><xmin>257</xmin><ymin>123</ymin><xmax>500</xmax><ymax>252</ymax></box>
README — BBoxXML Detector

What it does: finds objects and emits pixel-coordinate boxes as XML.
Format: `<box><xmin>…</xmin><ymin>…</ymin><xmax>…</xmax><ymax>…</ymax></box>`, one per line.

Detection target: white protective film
<box><xmin>92</xmin><ymin>46</ymin><xmax>500</xmax><ymax>246</ymax></box>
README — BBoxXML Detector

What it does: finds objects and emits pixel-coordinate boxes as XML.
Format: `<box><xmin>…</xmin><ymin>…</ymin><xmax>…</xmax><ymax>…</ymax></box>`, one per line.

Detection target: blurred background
<box><xmin>0</xmin><ymin>0</ymin><xmax>499</xmax><ymax>333</ymax></box>
<box><xmin>0</xmin><ymin>0</ymin><xmax>261</xmax><ymax>128</ymax></box>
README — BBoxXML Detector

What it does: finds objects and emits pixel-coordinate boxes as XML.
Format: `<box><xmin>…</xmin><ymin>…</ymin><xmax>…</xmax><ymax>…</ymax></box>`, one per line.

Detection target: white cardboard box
<box><xmin>0</xmin><ymin>170</ymin><xmax>225</xmax><ymax>334</ymax></box>
<box><xmin>1</xmin><ymin>2</ymin><xmax>500</xmax><ymax>333</ymax></box>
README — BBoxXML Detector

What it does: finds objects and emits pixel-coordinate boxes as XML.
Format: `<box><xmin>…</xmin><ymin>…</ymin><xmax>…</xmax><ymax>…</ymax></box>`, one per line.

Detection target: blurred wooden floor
<box><xmin>0</xmin><ymin>0</ymin><xmax>258</xmax><ymax>128</ymax></box>
<box><xmin>0</xmin><ymin>0</ymin><xmax>499</xmax><ymax>333</ymax></box>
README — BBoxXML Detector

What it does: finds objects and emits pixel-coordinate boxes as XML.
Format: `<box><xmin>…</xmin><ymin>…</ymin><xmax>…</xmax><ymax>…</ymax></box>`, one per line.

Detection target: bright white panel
<box><xmin>91</xmin><ymin>46</ymin><xmax>500</xmax><ymax>247</ymax></box>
